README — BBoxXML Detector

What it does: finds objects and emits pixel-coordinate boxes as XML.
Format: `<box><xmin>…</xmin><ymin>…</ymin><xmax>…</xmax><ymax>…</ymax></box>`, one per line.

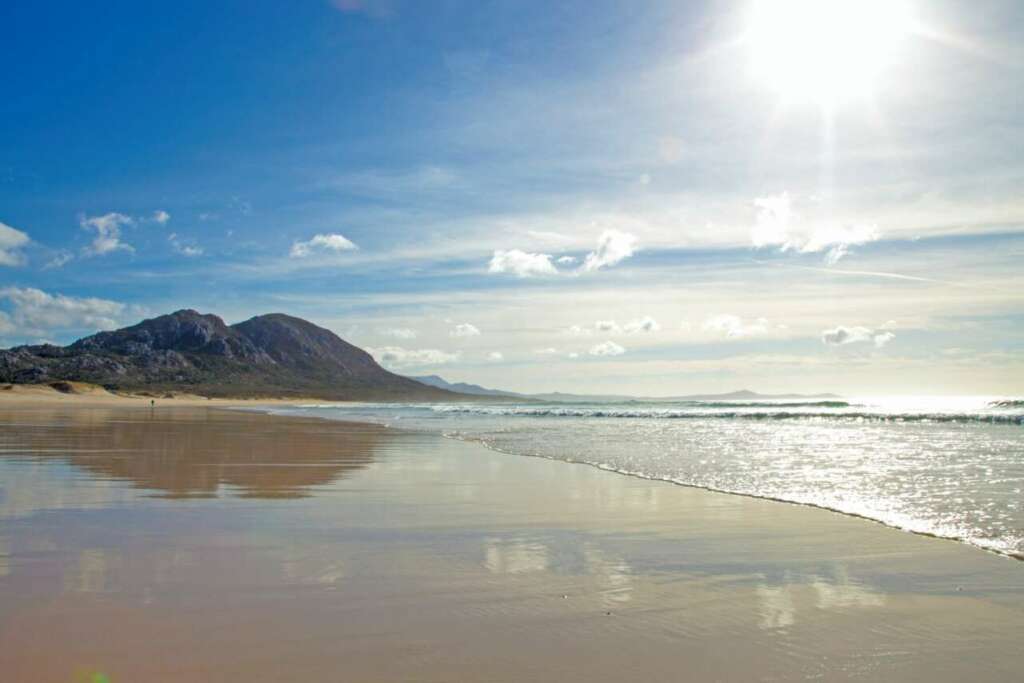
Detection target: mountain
<box><xmin>410</xmin><ymin>375</ymin><xmax>523</xmax><ymax>398</ymax></box>
<box><xmin>521</xmin><ymin>389</ymin><xmax>841</xmax><ymax>403</ymax></box>
<box><xmin>406</xmin><ymin>375</ymin><xmax>839</xmax><ymax>403</ymax></box>
<box><xmin>0</xmin><ymin>310</ymin><xmax>461</xmax><ymax>401</ymax></box>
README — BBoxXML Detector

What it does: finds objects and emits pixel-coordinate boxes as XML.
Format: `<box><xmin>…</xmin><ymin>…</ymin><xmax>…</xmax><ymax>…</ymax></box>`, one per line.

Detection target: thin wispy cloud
<box><xmin>378</xmin><ymin>327</ymin><xmax>417</xmax><ymax>340</ymax></box>
<box><xmin>80</xmin><ymin>213</ymin><xmax>134</xmax><ymax>256</ymax></box>
<box><xmin>0</xmin><ymin>221</ymin><xmax>30</xmax><ymax>266</ymax></box>
<box><xmin>702</xmin><ymin>314</ymin><xmax>770</xmax><ymax>339</ymax></box>
<box><xmin>368</xmin><ymin>346</ymin><xmax>459</xmax><ymax>368</ymax></box>
<box><xmin>169</xmin><ymin>233</ymin><xmax>203</xmax><ymax>257</ymax></box>
<box><xmin>450</xmin><ymin>323</ymin><xmax>481</xmax><ymax>337</ymax></box>
<box><xmin>43</xmin><ymin>251</ymin><xmax>74</xmax><ymax>270</ymax></box>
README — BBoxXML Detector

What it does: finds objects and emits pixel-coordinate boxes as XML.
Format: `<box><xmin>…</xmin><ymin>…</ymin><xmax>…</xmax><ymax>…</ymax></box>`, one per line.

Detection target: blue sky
<box><xmin>1</xmin><ymin>0</ymin><xmax>1022</xmax><ymax>395</ymax></box>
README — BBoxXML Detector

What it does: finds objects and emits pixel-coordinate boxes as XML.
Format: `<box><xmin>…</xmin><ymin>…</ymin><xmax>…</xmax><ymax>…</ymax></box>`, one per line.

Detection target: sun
<box><xmin>746</xmin><ymin>0</ymin><xmax>916</xmax><ymax>106</ymax></box>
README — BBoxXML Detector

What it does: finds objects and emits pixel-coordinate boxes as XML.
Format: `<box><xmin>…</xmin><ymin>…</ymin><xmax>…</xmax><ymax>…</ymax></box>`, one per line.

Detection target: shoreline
<box><xmin>460</xmin><ymin>436</ymin><xmax>1024</xmax><ymax>564</ymax></box>
<box><xmin>7</xmin><ymin>386</ymin><xmax>1023</xmax><ymax>563</ymax></box>
<box><xmin>1</xmin><ymin>402</ymin><xmax>1022</xmax><ymax>681</ymax></box>
<box><xmin>259</xmin><ymin>402</ymin><xmax>1024</xmax><ymax>564</ymax></box>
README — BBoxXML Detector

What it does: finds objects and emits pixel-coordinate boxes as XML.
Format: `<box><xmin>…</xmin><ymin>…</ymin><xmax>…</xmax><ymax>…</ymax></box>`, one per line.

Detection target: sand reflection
<box><xmin>0</xmin><ymin>407</ymin><xmax>383</xmax><ymax>501</ymax></box>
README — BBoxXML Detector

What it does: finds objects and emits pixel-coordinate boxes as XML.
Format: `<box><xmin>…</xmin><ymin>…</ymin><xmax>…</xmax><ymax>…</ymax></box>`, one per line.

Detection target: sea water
<box><xmin>266</xmin><ymin>397</ymin><xmax>1024</xmax><ymax>558</ymax></box>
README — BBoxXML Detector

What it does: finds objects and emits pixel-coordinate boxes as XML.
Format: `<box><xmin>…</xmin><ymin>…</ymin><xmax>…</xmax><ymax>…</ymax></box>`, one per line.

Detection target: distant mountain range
<box><xmin>0</xmin><ymin>310</ymin><xmax>461</xmax><ymax>401</ymax></box>
<box><xmin>410</xmin><ymin>375</ymin><xmax>840</xmax><ymax>403</ymax></box>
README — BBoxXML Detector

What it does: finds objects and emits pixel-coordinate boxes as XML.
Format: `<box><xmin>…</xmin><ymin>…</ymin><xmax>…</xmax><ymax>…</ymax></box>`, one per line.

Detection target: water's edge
<box><xmin>241</xmin><ymin>405</ymin><xmax>1024</xmax><ymax>564</ymax></box>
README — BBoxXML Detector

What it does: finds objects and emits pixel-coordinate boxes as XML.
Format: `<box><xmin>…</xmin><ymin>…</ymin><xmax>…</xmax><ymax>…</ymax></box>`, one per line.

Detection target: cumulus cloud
<box><xmin>80</xmin><ymin>212</ymin><xmax>134</xmax><ymax>256</ymax></box>
<box><xmin>623</xmin><ymin>316</ymin><xmax>660</xmax><ymax>334</ymax></box>
<box><xmin>565</xmin><ymin>324</ymin><xmax>592</xmax><ymax>336</ymax></box>
<box><xmin>168</xmin><ymin>233</ymin><xmax>203</xmax><ymax>257</ymax></box>
<box><xmin>368</xmin><ymin>346</ymin><xmax>460</xmax><ymax>368</ymax></box>
<box><xmin>0</xmin><ymin>287</ymin><xmax>129</xmax><ymax>335</ymax></box>
<box><xmin>821</xmin><ymin>325</ymin><xmax>896</xmax><ymax>348</ymax></box>
<box><xmin>290</xmin><ymin>233</ymin><xmax>358</xmax><ymax>258</ymax></box>
<box><xmin>487</xmin><ymin>351</ymin><xmax>504</xmax><ymax>361</ymax></box>
<box><xmin>488</xmin><ymin>249</ymin><xmax>558</xmax><ymax>277</ymax></box>
<box><xmin>556</xmin><ymin>255</ymin><xmax>577</xmax><ymax>265</ymax></box>
<box><xmin>872</xmin><ymin>331</ymin><xmax>896</xmax><ymax>347</ymax></box>
<box><xmin>584</xmin><ymin>317</ymin><xmax>660</xmax><ymax>335</ymax></box>
<box><xmin>450</xmin><ymin>323</ymin><xmax>481</xmax><ymax>337</ymax></box>
<box><xmin>589</xmin><ymin>340</ymin><xmax>626</xmax><ymax>356</ymax></box>
<box><xmin>751</xmin><ymin>193</ymin><xmax>879</xmax><ymax>264</ymax></box>
<box><xmin>534</xmin><ymin>347</ymin><xmax>559</xmax><ymax>355</ymax></box>
<box><xmin>378</xmin><ymin>327</ymin><xmax>417</xmax><ymax>340</ymax></box>
<box><xmin>152</xmin><ymin>210</ymin><xmax>171</xmax><ymax>225</ymax></box>
<box><xmin>0</xmin><ymin>221</ymin><xmax>30</xmax><ymax>266</ymax></box>
<box><xmin>581</xmin><ymin>229</ymin><xmax>637</xmax><ymax>272</ymax></box>
<box><xmin>702</xmin><ymin>314</ymin><xmax>769</xmax><ymax>339</ymax></box>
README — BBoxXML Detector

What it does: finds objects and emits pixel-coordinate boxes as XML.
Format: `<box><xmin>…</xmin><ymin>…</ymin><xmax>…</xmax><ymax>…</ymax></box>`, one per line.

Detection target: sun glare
<box><xmin>747</xmin><ymin>0</ymin><xmax>916</xmax><ymax>106</ymax></box>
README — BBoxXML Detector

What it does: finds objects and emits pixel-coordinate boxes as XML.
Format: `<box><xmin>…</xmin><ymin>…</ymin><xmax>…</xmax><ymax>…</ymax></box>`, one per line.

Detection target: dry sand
<box><xmin>0</xmin><ymin>402</ymin><xmax>1021</xmax><ymax>682</ymax></box>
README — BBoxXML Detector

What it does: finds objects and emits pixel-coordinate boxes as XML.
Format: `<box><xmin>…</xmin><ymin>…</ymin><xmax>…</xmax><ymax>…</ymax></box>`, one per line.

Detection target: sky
<box><xmin>1</xmin><ymin>0</ymin><xmax>1022</xmax><ymax>395</ymax></box>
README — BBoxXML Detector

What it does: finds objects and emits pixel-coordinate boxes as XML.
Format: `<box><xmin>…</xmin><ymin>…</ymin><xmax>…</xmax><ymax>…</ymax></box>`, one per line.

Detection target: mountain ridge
<box><xmin>1</xmin><ymin>310</ymin><xmax>461</xmax><ymax>401</ymax></box>
<box><xmin>411</xmin><ymin>375</ymin><xmax>841</xmax><ymax>403</ymax></box>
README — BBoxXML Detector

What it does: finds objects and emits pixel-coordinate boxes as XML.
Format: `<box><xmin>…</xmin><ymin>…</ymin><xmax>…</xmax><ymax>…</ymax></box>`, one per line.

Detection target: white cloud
<box><xmin>588</xmin><ymin>317</ymin><xmax>660</xmax><ymax>335</ymax></box>
<box><xmin>751</xmin><ymin>193</ymin><xmax>879</xmax><ymax>264</ymax></box>
<box><xmin>451</xmin><ymin>323</ymin><xmax>481</xmax><ymax>337</ymax></box>
<box><xmin>535</xmin><ymin>347</ymin><xmax>559</xmax><ymax>355</ymax></box>
<box><xmin>581</xmin><ymin>229</ymin><xmax>638</xmax><ymax>272</ymax></box>
<box><xmin>589</xmin><ymin>340</ymin><xmax>626</xmax><ymax>356</ymax></box>
<box><xmin>368</xmin><ymin>346</ymin><xmax>460</xmax><ymax>368</ymax></box>
<box><xmin>487</xmin><ymin>351</ymin><xmax>504</xmax><ymax>361</ymax></box>
<box><xmin>0</xmin><ymin>311</ymin><xmax>15</xmax><ymax>336</ymax></box>
<box><xmin>378</xmin><ymin>327</ymin><xmax>418</xmax><ymax>340</ymax></box>
<box><xmin>0</xmin><ymin>287</ymin><xmax>128</xmax><ymax>334</ymax></box>
<box><xmin>821</xmin><ymin>325</ymin><xmax>896</xmax><ymax>348</ymax></box>
<box><xmin>557</xmin><ymin>255</ymin><xmax>578</xmax><ymax>265</ymax></box>
<box><xmin>873</xmin><ymin>331</ymin><xmax>896</xmax><ymax>347</ymax></box>
<box><xmin>702</xmin><ymin>314</ymin><xmax>770</xmax><ymax>339</ymax></box>
<box><xmin>623</xmin><ymin>316</ymin><xmax>660</xmax><ymax>333</ymax></box>
<box><xmin>152</xmin><ymin>210</ymin><xmax>171</xmax><ymax>225</ymax></box>
<box><xmin>290</xmin><ymin>233</ymin><xmax>358</xmax><ymax>258</ymax></box>
<box><xmin>0</xmin><ymin>221</ymin><xmax>30</xmax><ymax>266</ymax></box>
<box><xmin>568</xmin><ymin>352</ymin><xmax>580</xmax><ymax>359</ymax></box>
<box><xmin>168</xmin><ymin>233</ymin><xmax>203</xmax><ymax>257</ymax></box>
<box><xmin>565</xmin><ymin>324</ymin><xmax>592</xmax><ymax>336</ymax></box>
<box><xmin>44</xmin><ymin>251</ymin><xmax>74</xmax><ymax>270</ymax></box>
<box><xmin>80</xmin><ymin>213</ymin><xmax>134</xmax><ymax>256</ymax></box>
<box><xmin>488</xmin><ymin>249</ymin><xmax>558</xmax><ymax>277</ymax></box>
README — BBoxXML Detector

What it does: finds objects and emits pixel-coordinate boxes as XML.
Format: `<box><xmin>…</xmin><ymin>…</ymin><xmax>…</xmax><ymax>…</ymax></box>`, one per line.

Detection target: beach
<box><xmin>1</xmin><ymin>399</ymin><xmax>1022</xmax><ymax>682</ymax></box>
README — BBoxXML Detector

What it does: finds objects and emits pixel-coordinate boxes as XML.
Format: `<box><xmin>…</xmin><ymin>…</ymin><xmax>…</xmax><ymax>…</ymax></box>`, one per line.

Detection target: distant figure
<box><xmin>150</xmin><ymin>399</ymin><xmax>155</xmax><ymax>407</ymax></box>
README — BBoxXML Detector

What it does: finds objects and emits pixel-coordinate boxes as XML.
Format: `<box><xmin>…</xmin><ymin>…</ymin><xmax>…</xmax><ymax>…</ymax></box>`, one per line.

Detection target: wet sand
<box><xmin>0</xmin><ymin>405</ymin><xmax>1022</xmax><ymax>682</ymax></box>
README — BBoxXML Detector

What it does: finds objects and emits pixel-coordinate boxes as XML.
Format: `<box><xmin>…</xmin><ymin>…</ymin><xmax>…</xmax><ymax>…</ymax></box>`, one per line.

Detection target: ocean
<box><xmin>265</xmin><ymin>396</ymin><xmax>1024</xmax><ymax>559</ymax></box>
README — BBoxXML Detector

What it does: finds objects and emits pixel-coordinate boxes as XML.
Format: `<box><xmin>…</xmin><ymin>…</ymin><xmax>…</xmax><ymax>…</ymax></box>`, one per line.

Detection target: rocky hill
<box><xmin>0</xmin><ymin>310</ymin><xmax>461</xmax><ymax>401</ymax></box>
